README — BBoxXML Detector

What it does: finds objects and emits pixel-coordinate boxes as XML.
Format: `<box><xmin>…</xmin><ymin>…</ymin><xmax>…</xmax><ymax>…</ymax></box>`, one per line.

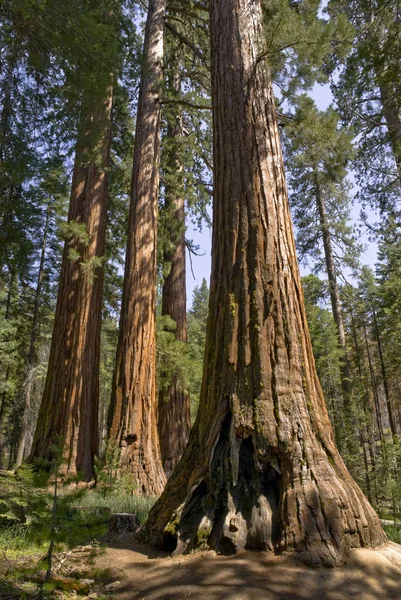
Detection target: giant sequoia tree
<box><xmin>107</xmin><ymin>0</ymin><xmax>167</xmax><ymax>494</ymax></box>
<box><xmin>141</xmin><ymin>0</ymin><xmax>385</xmax><ymax>566</ymax></box>
<box><xmin>30</xmin><ymin>89</ymin><xmax>113</xmax><ymax>480</ymax></box>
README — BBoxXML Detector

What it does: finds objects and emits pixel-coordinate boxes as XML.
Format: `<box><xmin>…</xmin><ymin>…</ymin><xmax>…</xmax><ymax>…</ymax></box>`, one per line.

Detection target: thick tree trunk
<box><xmin>107</xmin><ymin>0</ymin><xmax>167</xmax><ymax>495</ymax></box>
<box><xmin>29</xmin><ymin>89</ymin><xmax>113</xmax><ymax>481</ymax></box>
<box><xmin>158</xmin><ymin>72</ymin><xmax>191</xmax><ymax>478</ymax></box>
<box><xmin>140</xmin><ymin>0</ymin><xmax>385</xmax><ymax>566</ymax></box>
<box><xmin>15</xmin><ymin>208</ymin><xmax>50</xmax><ymax>467</ymax></box>
<box><xmin>314</xmin><ymin>176</ymin><xmax>352</xmax><ymax>413</ymax></box>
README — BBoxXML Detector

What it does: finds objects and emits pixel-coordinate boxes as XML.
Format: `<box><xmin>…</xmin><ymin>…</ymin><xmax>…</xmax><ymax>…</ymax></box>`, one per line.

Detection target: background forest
<box><xmin>1</xmin><ymin>0</ymin><xmax>401</xmax><ymax>582</ymax></box>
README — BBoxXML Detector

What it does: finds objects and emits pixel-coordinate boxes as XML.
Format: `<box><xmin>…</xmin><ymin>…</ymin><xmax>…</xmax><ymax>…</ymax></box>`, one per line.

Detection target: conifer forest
<box><xmin>1</xmin><ymin>0</ymin><xmax>401</xmax><ymax>598</ymax></box>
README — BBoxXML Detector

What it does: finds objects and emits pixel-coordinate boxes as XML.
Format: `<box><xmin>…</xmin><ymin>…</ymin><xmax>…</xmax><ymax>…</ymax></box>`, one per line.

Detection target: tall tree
<box><xmin>15</xmin><ymin>206</ymin><xmax>50</xmax><ymax>467</ymax></box>
<box><xmin>0</xmin><ymin>0</ymin><xmax>124</xmax><ymax>471</ymax></box>
<box><xmin>284</xmin><ymin>97</ymin><xmax>359</xmax><ymax>423</ymax></box>
<box><xmin>12</xmin><ymin>161</ymin><xmax>69</xmax><ymax>465</ymax></box>
<box><xmin>158</xmin><ymin>68</ymin><xmax>191</xmax><ymax>478</ymax></box>
<box><xmin>302</xmin><ymin>275</ymin><xmax>344</xmax><ymax>445</ymax></box>
<box><xmin>329</xmin><ymin>0</ymin><xmax>401</xmax><ymax>212</ymax></box>
<box><xmin>107</xmin><ymin>0</ymin><xmax>167</xmax><ymax>494</ymax></box>
<box><xmin>29</xmin><ymin>87</ymin><xmax>114</xmax><ymax>479</ymax></box>
<box><xmin>141</xmin><ymin>0</ymin><xmax>384</xmax><ymax>566</ymax></box>
<box><xmin>359</xmin><ymin>266</ymin><xmax>398</xmax><ymax>438</ymax></box>
<box><xmin>0</xmin><ymin>22</ymin><xmax>44</xmax><ymax>462</ymax></box>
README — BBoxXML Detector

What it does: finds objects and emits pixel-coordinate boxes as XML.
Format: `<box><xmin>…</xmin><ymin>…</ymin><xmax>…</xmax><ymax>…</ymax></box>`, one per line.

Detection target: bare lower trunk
<box><xmin>140</xmin><ymin>0</ymin><xmax>385</xmax><ymax>566</ymax></box>
<box><xmin>15</xmin><ymin>208</ymin><xmax>50</xmax><ymax>467</ymax></box>
<box><xmin>29</xmin><ymin>89</ymin><xmax>113</xmax><ymax>481</ymax></box>
<box><xmin>107</xmin><ymin>0</ymin><xmax>167</xmax><ymax>495</ymax></box>
<box><xmin>158</xmin><ymin>72</ymin><xmax>191</xmax><ymax>478</ymax></box>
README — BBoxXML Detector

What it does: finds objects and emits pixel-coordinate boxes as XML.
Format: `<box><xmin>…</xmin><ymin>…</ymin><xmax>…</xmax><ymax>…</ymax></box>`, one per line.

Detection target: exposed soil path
<box><xmin>94</xmin><ymin>537</ymin><xmax>401</xmax><ymax>600</ymax></box>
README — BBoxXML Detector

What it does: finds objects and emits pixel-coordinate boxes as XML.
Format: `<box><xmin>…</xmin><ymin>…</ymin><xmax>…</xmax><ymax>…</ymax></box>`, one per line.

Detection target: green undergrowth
<box><xmin>0</xmin><ymin>465</ymin><xmax>158</xmax><ymax>598</ymax></box>
<box><xmin>382</xmin><ymin>524</ymin><xmax>401</xmax><ymax>545</ymax></box>
<box><xmin>0</xmin><ymin>467</ymin><xmax>106</xmax><ymax>598</ymax></box>
<box><xmin>0</xmin><ymin>557</ymin><xmax>111</xmax><ymax>600</ymax></box>
<box><xmin>72</xmin><ymin>489</ymin><xmax>157</xmax><ymax>525</ymax></box>
<box><xmin>0</xmin><ymin>522</ymin><xmax>48</xmax><ymax>558</ymax></box>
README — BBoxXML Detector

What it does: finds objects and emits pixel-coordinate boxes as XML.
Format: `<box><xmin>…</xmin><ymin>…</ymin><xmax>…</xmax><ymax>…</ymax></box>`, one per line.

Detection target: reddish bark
<box><xmin>107</xmin><ymin>0</ymin><xmax>167</xmax><ymax>495</ymax></box>
<box><xmin>140</xmin><ymin>0</ymin><xmax>385</xmax><ymax>566</ymax></box>
<box><xmin>29</xmin><ymin>89</ymin><xmax>113</xmax><ymax>480</ymax></box>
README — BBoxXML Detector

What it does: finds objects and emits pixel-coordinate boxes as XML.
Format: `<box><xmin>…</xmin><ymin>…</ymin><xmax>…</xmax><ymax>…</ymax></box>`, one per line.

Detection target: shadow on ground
<box><xmin>95</xmin><ymin>537</ymin><xmax>401</xmax><ymax>600</ymax></box>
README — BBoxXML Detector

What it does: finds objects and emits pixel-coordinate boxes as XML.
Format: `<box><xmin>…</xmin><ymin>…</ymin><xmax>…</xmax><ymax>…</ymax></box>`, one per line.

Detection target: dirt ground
<box><xmin>94</xmin><ymin>536</ymin><xmax>401</xmax><ymax>600</ymax></box>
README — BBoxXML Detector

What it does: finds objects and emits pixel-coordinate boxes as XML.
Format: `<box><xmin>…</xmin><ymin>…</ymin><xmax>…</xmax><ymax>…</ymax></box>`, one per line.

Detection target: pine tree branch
<box><xmin>165</xmin><ymin>21</ymin><xmax>207</xmax><ymax>64</ymax></box>
<box><xmin>167</xmin><ymin>7</ymin><xmax>208</xmax><ymax>23</ymax></box>
<box><xmin>161</xmin><ymin>99</ymin><xmax>211</xmax><ymax>111</ymax></box>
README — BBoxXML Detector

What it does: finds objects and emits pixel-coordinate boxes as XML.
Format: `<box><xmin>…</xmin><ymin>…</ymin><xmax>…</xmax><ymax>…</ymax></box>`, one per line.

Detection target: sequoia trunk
<box><xmin>29</xmin><ymin>88</ymin><xmax>113</xmax><ymax>480</ymax></box>
<box><xmin>158</xmin><ymin>73</ymin><xmax>191</xmax><ymax>478</ymax></box>
<box><xmin>107</xmin><ymin>0</ymin><xmax>167</xmax><ymax>495</ymax></box>
<box><xmin>140</xmin><ymin>0</ymin><xmax>385</xmax><ymax>566</ymax></box>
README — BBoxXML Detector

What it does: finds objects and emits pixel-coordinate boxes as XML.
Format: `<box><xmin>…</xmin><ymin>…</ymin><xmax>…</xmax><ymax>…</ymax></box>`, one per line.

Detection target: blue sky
<box><xmin>185</xmin><ymin>82</ymin><xmax>379</xmax><ymax>307</ymax></box>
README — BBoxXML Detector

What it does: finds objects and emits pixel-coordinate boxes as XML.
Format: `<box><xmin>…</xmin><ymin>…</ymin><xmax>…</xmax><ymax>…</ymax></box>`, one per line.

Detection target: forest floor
<box><xmin>92</xmin><ymin>535</ymin><xmax>401</xmax><ymax>600</ymax></box>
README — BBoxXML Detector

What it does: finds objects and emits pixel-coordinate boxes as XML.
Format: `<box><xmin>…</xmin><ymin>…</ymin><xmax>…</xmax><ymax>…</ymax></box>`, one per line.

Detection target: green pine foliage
<box><xmin>0</xmin><ymin>464</ymin><xmax>108</xmax><ymax>556</ymax></box>
<box><xmin>302</xmin><ymin>275</ymin><xmax>344</xmax><ymax>440</ymax></box>
<box><xmin>328</xmin><ymin>0</ymin><xmax>401</xmax><ymax>213</ymax></box>
<box><xmin>376</xmin><ymin>217</ymin><xmax>401</xmax><ymax>379</ymax></box>
<box><xmin>284</xmin><ymin>95</ymin><xmax>360</xmax><ymax>271</ymax></box>
<box><xmin>156</xmin><ymin>314</ymin><xmax>193</xmax><ymax>396</ymax></box>
<box><xmin>303</xmin><ymin>264</ymin><xmax>401</xmax><ymax>523</ymax></box>
<box><xmin>262</xmin><ymin>0</ymin><xmax>352</xmax><ymax>97</ymax></box>
<box><xmin>187</xmin><ymin>278</ymin><xmax>209</xmax><ymax>421</ymax></box>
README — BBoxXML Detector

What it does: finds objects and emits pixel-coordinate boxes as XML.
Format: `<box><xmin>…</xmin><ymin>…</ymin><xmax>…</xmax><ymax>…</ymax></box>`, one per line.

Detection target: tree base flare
<box><xmin>142</xmin><ymin>413</ymin><xmax>386</xmax><ymax>568</ymax></box>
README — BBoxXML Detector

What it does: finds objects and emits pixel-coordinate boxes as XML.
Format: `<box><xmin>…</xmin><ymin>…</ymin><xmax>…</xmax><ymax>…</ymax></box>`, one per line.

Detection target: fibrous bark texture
<box><xmin>158</xmin><ymin>74</ymin><xmax>191</xmax><ymax>478</ymax></box>
<box><xmin>140</xmin><ymin>0</ymin><xmax>385</xmax><ymax>566</ymax></box>
<box><xmin>29</xmin><ymin>89</ymin><xmax>113</xmax><ymax>481</ymax></box>
<box><xmin>107</xmin><ymin>0</ymin><xmax>167</xmax><ymax>495</ymax></box>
